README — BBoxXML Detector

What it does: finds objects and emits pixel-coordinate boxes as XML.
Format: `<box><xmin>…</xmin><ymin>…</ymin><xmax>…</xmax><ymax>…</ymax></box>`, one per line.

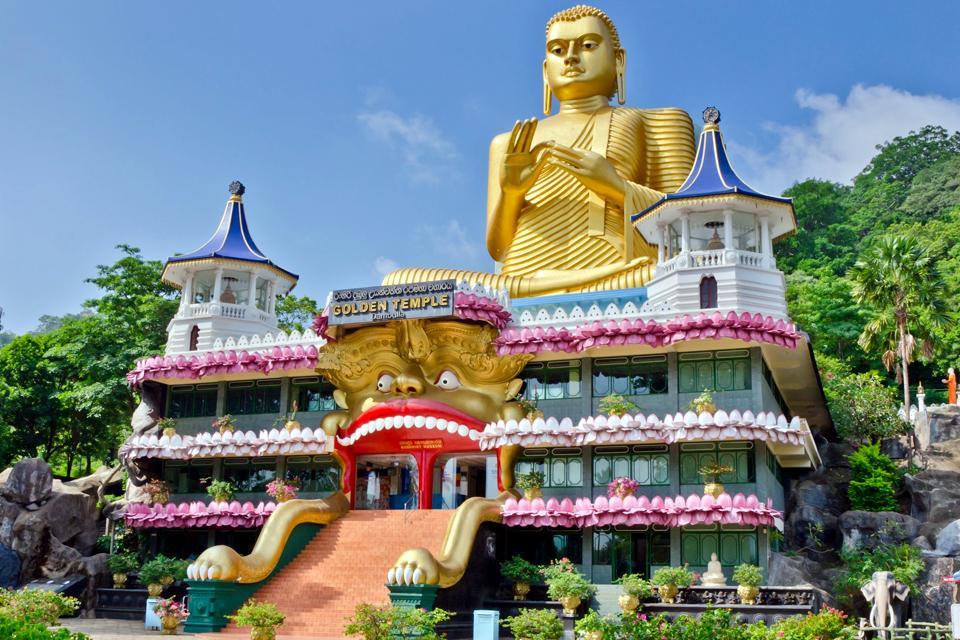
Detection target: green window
<box><xmin>222</xmin><ymin>457</ymin><xmax>277</xmax><ymax>493</ymax></box>
<box><xmin>290</xmin><ymin>377</ymin><xmax>336</xmax><ymax>412</ymax></box>
<box><xmin>678</xmin><ymin>350</ymin><xmax>751</xmax><ymax>393</ymax></box>
<box><xmin>162</xmin><ymin>459</ymin><xmax>214</xmax><ymax>494</ymax></box>
<box><xmin>506</xmin><ymin>529</ymin><xmax>583</xmax><ymax>566</ymax></box>
<box><xmin>226</xmin><ymin>380</ymin><xmax>281</xmax><ymax>415</ymax></box>
<box><xmin>168</xmin><ymin>384</ymin><xmax>218</xmax><ymax>418</ymax></box>
<box><xmin>517</xmin><ymin>448</ymin><xmax>583</xmax><ymax>488</ymax></box>
<box><xmin>520</xmin><ymin>361</ymin><xmax>582</xmax><ymax>401</ymax></box>
<box><xmin>592</xmin><ymin>356</ymin><xmax>668</xmax><ymax>397</ymax></box>
<box><xmin>593</xmin><ymin>446</ymin><xmax>670</xmax><ymax>486</ymax></box>
<box><xmin>678</xmin><ymin>443</ymin><xmax>755</xmax><ymax>485</ymax></box>
<box><xmin>285</xmin><ymin>455</ymin><xmax>340</xmax><ymax>493</ymax></box>
<box><xmin>594</xmin><ymin>530</ymin><xmax>672</xmax><ymax>581</ymax></box>
<box><xmin>681</xmin><ymin>527</ymin><xmax>758</xmax><ymax>570</ymax></box>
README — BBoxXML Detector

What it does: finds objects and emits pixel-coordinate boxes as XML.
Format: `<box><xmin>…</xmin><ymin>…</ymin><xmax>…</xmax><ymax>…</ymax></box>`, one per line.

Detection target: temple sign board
<box><xmin>327</xmin><ymin>280</ymin><xmax>457</xmax><ymax>326</ymax></box>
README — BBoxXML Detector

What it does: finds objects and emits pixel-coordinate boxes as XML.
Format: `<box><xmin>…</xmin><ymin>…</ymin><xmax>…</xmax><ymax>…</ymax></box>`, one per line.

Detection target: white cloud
<box><xmin>733</xmin><ymin>84</ymin><xmax>960</xmax><ymax>194</ymax></box>
<box><xmin>357</xmin><ymin>109</ymin><xmax>458</xmax><ymax>184</ymax></box>
<box><xmin>373</xmin><ymin>255</ymin><xmax>398</xmax><ymax>277</ymax></box>
<box><xmin>416</xmin><ymin>219</ymin><xmax>481</xmax><ymax>261</ymax></box>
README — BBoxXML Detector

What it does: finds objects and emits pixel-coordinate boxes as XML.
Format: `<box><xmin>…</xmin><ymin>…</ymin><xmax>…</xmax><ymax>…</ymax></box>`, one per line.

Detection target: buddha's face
<box><xmin>317</xmin><ymin>320</ymin><xmax>529</xmax><ymax>445</ymax></box>
<box><xmin>545</xmin><ymin>15</ymin><xmax>619</xmax><ymax>102</ymax></box>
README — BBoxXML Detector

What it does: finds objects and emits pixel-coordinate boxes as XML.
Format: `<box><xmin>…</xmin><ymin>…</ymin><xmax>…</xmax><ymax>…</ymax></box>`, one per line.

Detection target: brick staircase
<box><xmin>215</xmin><ymin>509</ymin><xmax>453</xmax><ymax>639</ymax></box>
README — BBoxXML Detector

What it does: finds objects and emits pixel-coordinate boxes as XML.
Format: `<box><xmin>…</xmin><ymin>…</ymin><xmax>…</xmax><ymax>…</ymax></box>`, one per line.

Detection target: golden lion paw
<box><xmin>186</xmin><ymin>545</ymin><xmax>243</xmax><ymax>582</ymax></box>
<box><xmin>386</xmin><ymin>548</ymin><xmax>440</xmax><ymax>586</ymax></box>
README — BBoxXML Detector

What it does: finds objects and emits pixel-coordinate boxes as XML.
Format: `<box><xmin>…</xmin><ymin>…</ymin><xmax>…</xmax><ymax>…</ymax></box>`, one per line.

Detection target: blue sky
<box><xmin>2</xmin><ymin>1</ymin><xmax>959</xmax><ymax>334</ymax></box>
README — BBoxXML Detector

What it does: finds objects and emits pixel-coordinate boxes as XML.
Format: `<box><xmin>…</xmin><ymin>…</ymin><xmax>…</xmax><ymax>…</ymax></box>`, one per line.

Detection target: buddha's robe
<box><xmin>383</xmin><ymin>107</ymin><xmax>695</xmax><ymax>296</ymax></box>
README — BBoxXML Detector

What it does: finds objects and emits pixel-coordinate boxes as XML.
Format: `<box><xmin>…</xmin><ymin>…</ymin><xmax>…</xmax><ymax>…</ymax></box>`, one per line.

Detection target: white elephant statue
<box><xmin>861</xmin><ymin>570</ymin><xmax>909</xmax><ymax>638</ymax></box>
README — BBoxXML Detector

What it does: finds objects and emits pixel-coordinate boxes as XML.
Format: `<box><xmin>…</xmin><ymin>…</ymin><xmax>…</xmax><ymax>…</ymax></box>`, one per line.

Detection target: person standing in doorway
<box><xmin>365</xmin><ymin>462</ymin><xmax>379</xmax><ymax>509</ymax></box>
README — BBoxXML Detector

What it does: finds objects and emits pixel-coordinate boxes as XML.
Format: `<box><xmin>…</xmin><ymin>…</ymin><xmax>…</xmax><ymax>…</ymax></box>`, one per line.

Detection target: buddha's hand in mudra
<box><xmin>543</xmin><ymin>143</ymin><xmax>626</xmax><ymax>204</ymax></box>
<box><xmin>500</xmin><ymin>118</ymin><xmax>552</xmax><ymax>198</ymax></box>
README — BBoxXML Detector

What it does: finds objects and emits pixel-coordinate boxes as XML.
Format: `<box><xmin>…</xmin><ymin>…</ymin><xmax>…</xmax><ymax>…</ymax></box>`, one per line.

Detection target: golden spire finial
<box><xmin>228</xmin><ymin>180</ymin><xmax>245</xmax><ymax>202</ymax></box>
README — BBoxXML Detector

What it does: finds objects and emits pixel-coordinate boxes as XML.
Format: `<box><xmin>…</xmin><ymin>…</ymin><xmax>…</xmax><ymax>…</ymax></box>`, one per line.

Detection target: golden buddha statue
<box><xmin>383</xmin><ymin>5</ymin><xmax>695</xmax><ymax>297</ymax></box>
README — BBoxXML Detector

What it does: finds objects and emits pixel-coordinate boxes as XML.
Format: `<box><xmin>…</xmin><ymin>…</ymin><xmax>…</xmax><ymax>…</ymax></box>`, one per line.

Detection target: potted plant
<box><xmin>598</xmin><ymin>393</ymin><xmax>638</xmax><ymax>417</ymax></box>
<box><xmin>607</xmin><ymin>476</ymin><xmax>638</xmax><ymax>499</ymax></box>
<box><xmin>153</xmin><ymin>596</ymin><xmax>189</xmax><ymax>635</ymax></box>
<box><xmin>698</xmin><ymin>462</ymin><xmax>734</xmax><ymax>497</ymax></box>
<box><xmin>615</xmin><ymin>573</ymin><xmax>652</xmax><ymax>613</ymax></box>
<box><xmin>516</xmin><ymin>470</ymin><xmax>545</xmax><ymax>501</ymax></box>
<box><xmin>228</xmin><ymin>598</ymin><xmax>286</xmax><ymax>640</ymax></box>
<box><xmin>501</xmin><ymin>555</ymin><xmax>541</xmax><ymax>601</ymax></box>
<box><xmin>284</xmin><ymin>402</ymin><xmax>301</xmax><ymax>431</ymax></box>
<box><xmin>139</xmin><ymin>557</ymin><xmax>169</xmax><ymax>597</ymax></box>
<box><xmin>157</xmin><ymin>417</ymin><xmax>177</xmax><ymax>437</ymax></box>
<box><xmin>143</xmin><ymin>478</ymin><xmax>170</xmax><ymax>505</ymax></box>
<box><xmin>516</xmin><ymin>393</ymin><xmax>544</xmax><ymax>420</ymax></box>
<box><xmin>545</xmin><ymin>568</ymin><xmax>595</xmax><ymax>617</ymax></box>
<box><xmin>501</xmin><ymin>608</ymin><xmax>564</xmax><ymax>640</ymax></box>
<box><xmin>207</xmin><ymin>479</ymin><xmax>236</xmax><ymax>503</ymax></box>
<box><xmin>573</xmin><ymin>610</ymin><xmax>607</xmax><ymax>640</ymax></box>
<box><xmin>212</xmin><ymin>414</ymin><xmax>237</xmax><ymax>433</ymax></box>
<box><xmin>650</xmin><ymin>566</ymin><xmax>694</xmax><ymax>604</ymax></box>
<box><xmin>732</xmin><ymin>563</ymin><xmax>763</xmax><ymax>605</ymax></box>
<box><xmin>106</xmin><ymin>553</ymin><xmax>138</xmax><ymax>588</ymax></box>
<box><xmin>265</xmin><ymin>477</ymin><xmax>299</xmax><ymax>503</ymax></box>
<box><xmin>344</xmin><ymin>603</ymin><xmax>453</xmax><ymax>640</ymax></box>
<box><xmin>688</xmin><ymin>389</ymin><xmax>716</xmax><ymax>413</ymax></box>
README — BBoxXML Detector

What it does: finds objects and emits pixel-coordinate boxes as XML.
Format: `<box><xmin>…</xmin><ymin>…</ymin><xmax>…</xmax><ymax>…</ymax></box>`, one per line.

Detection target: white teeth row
<box><xmin>336</xmin><ymin>415</ymin><xmax>481</xmax><ymax>447</ymax></box>
<box><xmin>387</xmin><ymin>566</ymin><xmax>424</xmax><ymax>585</ymax></box>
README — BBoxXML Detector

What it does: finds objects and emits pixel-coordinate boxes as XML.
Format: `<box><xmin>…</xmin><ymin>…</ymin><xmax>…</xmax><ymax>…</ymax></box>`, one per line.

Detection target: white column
<box><xmin>656</xmin><ymin>224</ymin><xmax>665</xmax><ymax>262</ymax></box>
<box><xmin>759</xmin><ymin>215</ymin><xmax>772</xmax><ymax>268</ymax></box>
<box><xmin>181</xmin><ymin>274</ymin><xmax>194</xmax><ymax>312</ymax></box>
<box><xmin>247</xmin><ymin>271</ymin><xmax>257</xmax><ymax>311</ymax></box>
<box><xmin>267</xmin><ymin>280</ymin><xmax>275</xmax><ymax>314</ymax></box>
<box><xmin>723</xmin><ymin>209</ymin><xmax>734</xmax><ymax>249</ymax></box>
<box><xmin>680</xmin><ymin>213</ymin><xmax>690</xmax><ymax>254</ymax></box>
<box><xmin>212</xmin><ymin>267</ymin><xmax>224</xmax><ymax>302</ymax></box>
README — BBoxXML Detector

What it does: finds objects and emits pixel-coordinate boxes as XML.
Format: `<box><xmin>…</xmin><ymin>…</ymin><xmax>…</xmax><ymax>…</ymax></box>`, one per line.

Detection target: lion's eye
<box><xmin>377</xmin><ymin>373</ymin><xmax>395</xmax><ymax>393</ymax></box>
<box><xmin>435</xmin><ymin>370</ymin><xmax>461</xmax><ymax>390</ymax></box>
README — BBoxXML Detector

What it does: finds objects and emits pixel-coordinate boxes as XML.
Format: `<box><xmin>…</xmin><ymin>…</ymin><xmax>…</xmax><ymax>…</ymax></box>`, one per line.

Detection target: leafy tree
<box><xmin>820</xmin><ymin>362</ymin><xmax>904</xmax><ymax>444</ymax></box>
<box><xmin>786</xmin><ymin>271</ymin><xmax>867</xmax><ymax>367</ymax></box>
<box><xmin>847</xmin><ymin>443</ymin><xmax>900</xmax><ymax>511</ymax></box>
<box><xmin>849</xmin><ymin>235</ymin><xmax>948</xmax><ymax>411</ymax></box>
<box><xmin>0</xmin><ymin>333</ymin><xmax>13</xmax><ymax>349</ymax></box>
<box><xmin>275</xmin><ymin>294</ymin><xmax>322</xmax><ymax>333</ymax></box>
<box><xmin>777</xmin><ymin>179</ymin><xmax>854</xmax><ymax>275</ymax></box>
<box><xmin>900</xmin><ymin>155</ymin><xmax>960</xmax><ymax>221</ymax></box>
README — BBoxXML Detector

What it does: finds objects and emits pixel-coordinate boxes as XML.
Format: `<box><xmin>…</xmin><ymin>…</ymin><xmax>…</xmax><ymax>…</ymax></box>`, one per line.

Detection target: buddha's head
<box><xmin>544</xmin><ymin>5</ymin><xmax>624</xmax><ymax>103</ymax></box>
<box><xmin>316</xmin><ymin>319</ymin><xmax>530</xmax><ymax>442</ymax></box>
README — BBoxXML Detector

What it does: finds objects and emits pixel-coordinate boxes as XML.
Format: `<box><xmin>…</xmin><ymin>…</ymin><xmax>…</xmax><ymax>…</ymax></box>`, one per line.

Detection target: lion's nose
<box><xmin>392</xmin><ymin>370</ymin><xmax>425</xmax><ymax>396</ymax></box>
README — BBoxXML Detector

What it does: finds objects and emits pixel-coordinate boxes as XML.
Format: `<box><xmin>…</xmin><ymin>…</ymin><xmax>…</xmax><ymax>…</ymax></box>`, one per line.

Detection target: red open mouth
<box><xmin>336</xmin><ymin>398</ymin><xmax>487</xmax><ymax>447</ymax></box>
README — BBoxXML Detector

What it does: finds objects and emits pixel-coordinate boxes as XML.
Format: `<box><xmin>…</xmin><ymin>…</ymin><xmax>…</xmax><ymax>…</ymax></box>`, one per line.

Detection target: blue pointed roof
<box><xmin>632</xmin><ymin>108</ymin><xmax>793</xmax><ymax>221</ymax></box>
<box><xmin>164</xmin><ymin>181</ymin><xmax>298</xmax><ymax>282</ymax></box>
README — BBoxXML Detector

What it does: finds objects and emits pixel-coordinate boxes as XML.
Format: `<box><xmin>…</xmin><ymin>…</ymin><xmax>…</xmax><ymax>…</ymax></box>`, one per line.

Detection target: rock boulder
<box><xmin>839</xmin><ymin>511</ymin><xmax>921</xmax><ymax>550</ymax></box>
<box><xmin>933</xmin><ymin>518</ymin><xmax>960</xmax><ymax>556</ymax></box>
<box><xmin>0</xmin><ymin>458</ymin><xmax>53</xmax><ymax>506</ymax></box>
<box><xmin>912</xmin><ymin>556</ymin><xmax>960</xmax><ymax>623</ymax></box>
<box><xmin>905</xmin><ymin>469</ymin><xmax>960</xmax><ymax>539</ymax></box>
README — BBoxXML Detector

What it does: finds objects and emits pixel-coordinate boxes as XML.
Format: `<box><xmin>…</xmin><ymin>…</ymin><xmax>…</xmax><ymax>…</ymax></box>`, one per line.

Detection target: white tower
<box><xmin>161</xmin><ymin>181</ymin><xmax>298</xmax><ymax>354</ymax></box>
<box><xmin>633</xmin><ymin>108</ymin><xmax>796</xmax><ymax>319</ymax></box>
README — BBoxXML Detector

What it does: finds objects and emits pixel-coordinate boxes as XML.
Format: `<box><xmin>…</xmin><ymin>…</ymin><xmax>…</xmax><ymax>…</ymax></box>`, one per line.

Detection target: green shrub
<box><xmin>544</xmin><ymin>569</ymin><xmax>595</xmax><ymax>601</ymax></box>
<box><xmin>501</xmin><ymin>608</ymin><xmax>564</xmax><ymax>640</ymax></box>
<box><xmin>0</xmin><ymin>613</ymin><xmax>91</xmax><ymax>639</ymax></box>
<box><xmin>847</xmin><ymin>443</ymin><xmax>899</xmax><ymax>512</ymax></box>
<box><xmin>105</xmin><ymin>553</ymin><xmax>138</xmax><ymax>574</ymax></box>
<box><xmin>500</xmin><ymin>556</ymin><xmax>541</xmax><ymax>584</ymax></box>
<box><xmin>651</xmin><ymin>565</ymin><xmax>694</xmax><ymax>588</ymax></box>
<box><xmin>516</xmin><ymin>471</ymin><xmax>545</xmax><ymax>492</ymax></box>
<box><xmin>823</xmin><ymin>371</ymin><xmax>905</xmax><ymax>444</ymax></box>
<box><xmin>344</xmin><ymin>603</ymin><xmax>453</xmax><ymax>640</ymax></box>
<box><xmin>206</xmin><ymin>479</ymin><xmax>236</xmax><ymax>502</ymax></box>
<box><xmin>615</xmin><ymin>573</ymin><xmax>653</xmax><ymax>598</ymax></box>
<box><xmin>732</xmin><ymin>564</ymin><xmax>763</xmax><ymax>587</ymax></box>
<box><xmin>0</xmin><ymin>589</ymin><xmax>79</xmax><ymax>626</ymax></box>
<box><xmin>769</xmin><ymin>607</ymin><xmax>857</xmax><ymax>640</ymax></box>
<box><xmin>227</xmin><ymin>599</ymin><xmax>285</xmax><ymax>630</ymax></box>
<box><xmin>138</xmin><ymin>554</ymin><xmax>186</xmax><ymax>585</ymax></box>
<box><xmin>598</xmin><ymin>394</ymin><xmax>638</xmax><ymax>416</ymax></box>
<box><xmin>834</xmin><ymin>543</ymin><xmax>923</xmax><ymax>607</ymax></box>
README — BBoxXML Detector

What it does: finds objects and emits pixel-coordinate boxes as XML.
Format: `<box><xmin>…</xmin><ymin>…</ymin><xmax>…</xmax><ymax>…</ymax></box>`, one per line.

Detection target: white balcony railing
<box><xmin>177</xmin><ymin>301</ymin><xmax>274</xmax><ymax>322</ymax></box>
<box><xmin>655</xmin><ymin>249</ymin><xmax>771</xmax><ymax>276</ymax></box>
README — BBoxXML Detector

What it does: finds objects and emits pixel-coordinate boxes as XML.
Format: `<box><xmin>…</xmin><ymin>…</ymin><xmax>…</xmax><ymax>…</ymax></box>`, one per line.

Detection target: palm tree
<box><xmin>849</xmin><ymin>235</ymin><xmax>948</xmax><ymax>412</ymax></box>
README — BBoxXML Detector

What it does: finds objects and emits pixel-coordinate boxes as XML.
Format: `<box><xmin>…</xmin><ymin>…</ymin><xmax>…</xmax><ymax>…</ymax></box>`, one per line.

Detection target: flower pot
<box><xmin>284</xmin><ymin>420</ymin><xmax>301</xmax><ymax>431</ymax></box>
<box><xmin>695</xmin><ymin>402</ymin><xmax>717</xmax><ymax>414</ymax></box>
<box><xmin>615</xmin><ymin>487</ymin><xmax>635</xmax><ymax>499</ymax></box>
<box><xmin>161</xmin><ymin>615</ymin><xmax>180</xmax><ymax>635</ymax></box>
<box><xmin>585</xmin><ymin>631</ymin><xmax>603</xmax><ymax>640</ymax></box>
<box><xmin>559</xmin><ymin>595</ymin><xmax>580</xmax><ymax>617</ymax></box>
<box><xmin>147</xmin><ymin>583</ymin><xmax>164</xmax><ymax>597</ymax></box>
<box><xmin>737</xmin><ymin>584</ymin><xmax>759</xmax><ymax>605</ymax></box>
<box><xmin>151</xmin><ymin>490</ymin><xmax>170</xmax><ymax>505</ymax></box>
<box><xmin>703</xmin><ymin>482</ymin><xmax>725</xmax><ymax>498</ymax></box>
<box><xmin>618</xmin><ymin>593</ymin><xmax>639</xmax><ymax>613</ymax></box>
<box><xmin>522</xmin><ymin>487</ymin><xmax>542</xmax><ymax>501</ymax></box>
<box><xmin>250</xmin><ymin>627</ymin><xmax>277</xmax><ymax>640</ymax></box>
<box><xmin>161</xmin><ymin>575</ymin><xmax>175</xmax><ymax>587</ymax></box>
<box><xmin>112</xmin><ymin>572</ymin><xmax>128</xmax><ymax>589</ymax></box>
<box><xmin>513</xmin><ymin>581</ymin><xmax>531</xmax><ymax>601</ymax></box>
<box><xmin>218</xmin><ymin>425</ymin><xmax>234</xmax><ymax>434</ymax></box>
<box><xmin>657</xmin><ymin>584</ymin><xmax>678</xmax><ymax>604</ymax></box>
<box><xmin>162</xmin><ymin>427</ymin><xmax>177</xmax><ymax>437</ymax></box>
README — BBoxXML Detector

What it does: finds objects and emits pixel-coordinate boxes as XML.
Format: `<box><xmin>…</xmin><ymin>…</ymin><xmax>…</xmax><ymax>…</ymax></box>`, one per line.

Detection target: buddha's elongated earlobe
<box><xmin>615</xmin><ymin>49</ymin><xmax>626</xmax><ymax>105</ymax></box>
<box><xmin>542</xmin><ymin>60</ymin><xmax>552</xmax><ymax>115</ymax></box>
